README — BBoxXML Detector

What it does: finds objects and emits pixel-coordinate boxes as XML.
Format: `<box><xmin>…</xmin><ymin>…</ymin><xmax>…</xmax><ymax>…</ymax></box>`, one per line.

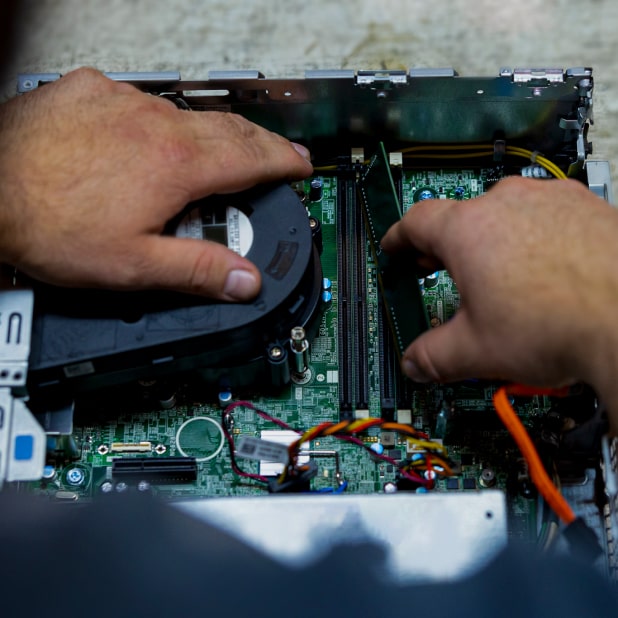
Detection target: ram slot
<box><xmin>353</xmin><ymin>189</ymin><xmax>369</xmax><ymax>412</ymax></box>
<box><xmin>393</xmin><ymin>166</ymin><xmax>413</xmax><ymax>412</ymax></box>
<box><xmin>337</xmin><ymin>178</ymin><xmax>354</xmax><ymax>418</ymax></box>
<box><xmin>377</xmin><ymin>297</ymin><xmax>397</xmax><ymax>421</ymax></box>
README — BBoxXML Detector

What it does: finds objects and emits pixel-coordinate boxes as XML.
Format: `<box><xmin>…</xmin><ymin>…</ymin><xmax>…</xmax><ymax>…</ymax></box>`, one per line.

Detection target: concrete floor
<box><xmin>4</xmin><ymin>0</ymin><xmax>618</xmax><ymax>184</ymax></box>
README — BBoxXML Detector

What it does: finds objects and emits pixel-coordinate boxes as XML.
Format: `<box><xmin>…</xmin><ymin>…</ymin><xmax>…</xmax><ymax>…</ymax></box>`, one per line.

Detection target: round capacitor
<box><xmin>309</xmin><ymin>178</ymin><xmax>323</xmax><ymax>202</ymax></box>
<box><xmin>480</xmin><ymin>468</ymin><xmax>497</xmax><ymax>488</ymax></box>
<box><xmin>424</xmin><ymin>272</ymin><xmax>439</xmax><ymax>288</ymax></box>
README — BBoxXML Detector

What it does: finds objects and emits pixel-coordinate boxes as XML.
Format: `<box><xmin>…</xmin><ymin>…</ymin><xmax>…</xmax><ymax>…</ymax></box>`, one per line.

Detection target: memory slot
<box><xmin>337</xmin><ymin>178</ymin><xmax>354</xmax><ymax>418</ymax></box>
<box><xmin>353</xmin><ymin>188</ymin><xmax>369</xmax><ymax>411</ymax></box>
<box><xmin>377</xmin><ymin>297</ymin><xmax>397</xmax><ymax>421</ymax></box>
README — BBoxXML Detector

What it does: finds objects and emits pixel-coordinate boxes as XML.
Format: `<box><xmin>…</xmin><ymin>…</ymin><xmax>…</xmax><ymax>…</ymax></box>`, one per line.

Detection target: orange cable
<box><xmin>493</xmin><ymin>386</ymin><xmax>576</xmax><ymax>524</ymax></box>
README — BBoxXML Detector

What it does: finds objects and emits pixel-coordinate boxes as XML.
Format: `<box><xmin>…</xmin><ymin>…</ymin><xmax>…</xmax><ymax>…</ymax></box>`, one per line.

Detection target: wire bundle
<box><xmin>314</xmin><ymin>143</ymin><xmax>568</xmax><ymax>180</ymax></box>
<box><xmin>279</xmin><ymin>418</ymin><xmax>451</xmax><ymax>488</ymax></box>
<box><xmin>222</xmin><ymin>402</ymin><xmax>450</xmax><ymax>490</ymax></box>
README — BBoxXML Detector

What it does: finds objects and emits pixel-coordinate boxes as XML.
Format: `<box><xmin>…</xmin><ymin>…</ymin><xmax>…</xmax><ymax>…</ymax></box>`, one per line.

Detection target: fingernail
<box><xmin>291</xmin><ymin>142</ymin><xmax>311</xmax><ymax>161</ymax></box>
<box><xmin>402</xmin><ymin>358</ymin><xmax>431</xmax><ymax>383</ymax></box>
<box><xmin>223</xmin><ymin>270</ymin><xmax>259</xmax><ymax>300</ymax></box>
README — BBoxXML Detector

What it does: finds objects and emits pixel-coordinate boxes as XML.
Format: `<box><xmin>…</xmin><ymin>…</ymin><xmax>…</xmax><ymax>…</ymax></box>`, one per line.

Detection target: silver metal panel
<box><xmin>176</xmin><ymin>492</ymin><xmax>507</xmax><ymax>583</ymax></box>
<box><xmin>409</xmin><ymin>68</ymin><xmax>456</xmax><ymax>78</ymax></box>
<box><xmin>103</xmin><ymin>71</ymin><xmax>181</xmax><ymax>82</ymax></box>
<box><xmin>0</xmin><ymin>289</ymin><xmax>34</xmax><ymax>388</ymax></box>
<box><xmin>208</xmin><ymin>70</ymin><xmax>264</xmax><ymax>80</ymax></box>
<box><xmin>16</xmin><ymin>73</ymin><xmax>61</xmax><ymax>93</ymax></box>
<box><xmin>586</xmin><ymin>160</ymin><xmax>615</xmax><ymax>205</ymax></box>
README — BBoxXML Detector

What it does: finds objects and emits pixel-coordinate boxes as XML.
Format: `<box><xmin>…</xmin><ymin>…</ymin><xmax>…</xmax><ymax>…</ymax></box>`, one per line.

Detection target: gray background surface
<box><xmin>4</xmin><ymin>0</ymin><xmax>617</xmax><ymax>183</ymax></box>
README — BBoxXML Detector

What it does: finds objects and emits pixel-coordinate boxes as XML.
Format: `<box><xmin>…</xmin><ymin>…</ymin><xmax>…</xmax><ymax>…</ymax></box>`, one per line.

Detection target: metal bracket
<box><xmin>0</xmin><ymin>288</ymin><xmax>45</xmax><ymax>485</ymax></box>
<box><xmin>585</xmin><ymin>161</ymin><xmax>615</xmax><ymax>205</ymax></box>
<box><xmin>356</xmin><ymin>70</ymin><xmax>407</xmax><ymax>89</ymax></box>
<box><xmin>510</xmin><ymin>68</ymin><xmax>565</xmax><ymax>83</ymax></box>
<box><xmin>0</xmin><ymin>289</ymin><xmax>34</xmax><ymax>388</ymax></box>
<box><xmin>17</xmin><ymin>71</ymin><xmax>182</xmax><ymax>94</ymax></box>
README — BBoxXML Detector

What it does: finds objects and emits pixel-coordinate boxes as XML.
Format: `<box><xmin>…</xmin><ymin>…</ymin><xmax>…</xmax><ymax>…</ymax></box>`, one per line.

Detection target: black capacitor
<box><xmin>309</xmin><ymin>178</ymin><xmax>323</xmax><ymax>202</ymax></box>
<box><xmin>266</xmin><ymin>343</ymin><xmax>290</xmax><ymax>387</ymax></box>
<box><xmin>309</xmin><ymin>216</ymin><xmax>323</xmax><ymax>255</ymax></box>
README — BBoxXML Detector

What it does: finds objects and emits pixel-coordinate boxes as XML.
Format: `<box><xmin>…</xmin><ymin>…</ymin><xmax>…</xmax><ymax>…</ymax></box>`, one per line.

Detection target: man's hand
<box><xmin>382</xmin><ymin>177</ymin><xmax>618</xmax><ymax>421</ymax></box>
<box><xmin>0</xmin><ymin>67</ymin><xmax>312</xmax><ymax>300</ymax></box>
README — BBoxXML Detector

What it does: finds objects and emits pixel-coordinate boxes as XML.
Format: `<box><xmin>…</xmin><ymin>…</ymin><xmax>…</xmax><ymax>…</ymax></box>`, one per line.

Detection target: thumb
<box><xmin>401</xmin><ymin>310</ymin><xmax>493</xmax><ymax>383</ymax></box>
<box><xmin>132</xmin><ymin>235</ymin><xmax>261</xmax><ymax>300</ymax></box>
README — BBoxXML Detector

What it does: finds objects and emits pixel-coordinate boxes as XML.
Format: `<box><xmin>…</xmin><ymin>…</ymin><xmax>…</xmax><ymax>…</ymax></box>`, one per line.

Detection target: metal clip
<box><xmin>356</xmin><ymin>70</ymin><xmax>407</xmax><ymax>89</ymax></box>
<box><xmin>512</xmin><ymin>68</ymin><xmax>565</xmax><ymax>83</ymax></box>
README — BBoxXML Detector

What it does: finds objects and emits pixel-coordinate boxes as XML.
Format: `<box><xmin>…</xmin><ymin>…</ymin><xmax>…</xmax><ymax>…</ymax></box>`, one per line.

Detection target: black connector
<box><xmin>563</xmin><ymin>517</ymin><xmax>603</xmax><ymax>562</ymax></box>
<box><xmin>111</xmin><ymin>456</ymin><xmax>197</xmax><ymax>483</ymax></box>
<box><xmin>268</xmin><ymin>461</ymin><xmax>318</xmax><ymax>493</ymax></box>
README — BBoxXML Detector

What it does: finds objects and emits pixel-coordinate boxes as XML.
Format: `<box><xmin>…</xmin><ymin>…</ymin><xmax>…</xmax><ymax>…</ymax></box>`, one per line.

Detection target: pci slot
<box><xmin>111</xmin><ymin>456</ymin><xmax>197</xmax><ymax>483</ymax></box>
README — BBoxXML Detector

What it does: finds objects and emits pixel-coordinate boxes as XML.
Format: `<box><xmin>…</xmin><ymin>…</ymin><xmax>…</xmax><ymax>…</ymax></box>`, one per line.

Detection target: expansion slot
<box><xmin>111</xmin><ymin>456</ymin><xmax>198</xmax><ymax>483</ymax></box>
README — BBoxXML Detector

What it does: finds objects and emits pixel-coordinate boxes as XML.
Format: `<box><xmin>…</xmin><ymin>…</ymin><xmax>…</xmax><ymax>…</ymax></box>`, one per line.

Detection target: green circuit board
<box><xmin>29</xmin><ymin>166</ymin><xmax>543</xmax><ymax>543</ymax></box>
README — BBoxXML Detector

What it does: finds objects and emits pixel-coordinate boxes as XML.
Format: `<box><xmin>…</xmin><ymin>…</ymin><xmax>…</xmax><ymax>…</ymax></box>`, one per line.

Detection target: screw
<box><xmin>66</xmin><ymin>468</ymin><xmax>85</xmax><ymax>486</ymax></box>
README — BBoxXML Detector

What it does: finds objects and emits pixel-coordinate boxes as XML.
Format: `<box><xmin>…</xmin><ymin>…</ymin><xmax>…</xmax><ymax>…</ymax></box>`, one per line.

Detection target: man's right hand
<box><xmin>381</xmin><ymin>177</ymin><xmax>618</xmax><ymax>426</ymax></box>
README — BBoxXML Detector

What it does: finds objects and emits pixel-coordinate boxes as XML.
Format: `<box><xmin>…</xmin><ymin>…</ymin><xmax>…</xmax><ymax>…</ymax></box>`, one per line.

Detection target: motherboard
<box><xmin>28</xmin><ymin>163</ymin><xmax>586</xmax><ymax>551</ymax></box>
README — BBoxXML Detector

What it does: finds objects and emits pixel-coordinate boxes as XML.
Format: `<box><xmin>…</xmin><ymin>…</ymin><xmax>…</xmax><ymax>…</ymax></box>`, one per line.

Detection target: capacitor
<box><xmin>370</xmin><ymin>443</ymin><xmax>385</xmax><ymax>456</ymax></box>
<box><xmin>289</xmin><ymin>326</ymin><xmax>310</xmax><ymax>375</ymax></box>
<box><xmin>309</xmin><ymin>178</ymin><xmax>323</xmax><ymax>202</ymax></box>
<box><xmin>322</xmin><ymin>290</ymin><xmax>332</xmax><ymax>305</ymax></box>
<box><xmin>417</xmin><ymin>189</ymin><xmax>435</xmax><ymax>202</ymax></box>
<box><xmin>100</xmin><ymin>481</ymin><xmax>114</xmax><ymax>494</ymax></box>
<box><xmin>479</xmin><ymin>467</ymin><xmax>497</xmax><ymax>488</ymax></box>
<box><xmin>424</xmin><ymin>271</ymin><xmax>439</xmax><ymax>288</ymax></box>
<box><xmin>384</xmin><ymin>482</ymin><xmax>398</xmax><ymax>494</ymax></box>
<box><xmin>218</xmin><ymin>390</ymin><xmax>233</xmax><ymax>408</ymax></box>
<box><xmin>322</xmin><ymin>277</ymin><xmax>332</xmax><ymax>291</ymax></box>
<box><xmin>156</xmin><ymin>384</ymin><xmax>177</xmax><ymax>410</ymax></box>
<box><xmin>42</xmin><ymin>465</ymin><xmax>56</xmax><ymax>481</ymax></box>
<box><xmin>454</xmin><ymin>186</ymin><xmax>465</xmax><ymax>199</ymax></box>
<box><xmin>309</xmin><ymin>216</ymin><xmax>323</xmax><ymax>254</ymax></box>
<box><xmin>266</xmin><ymin>343</ymin><xmax>290</xmax><ymax>387</ymax></box>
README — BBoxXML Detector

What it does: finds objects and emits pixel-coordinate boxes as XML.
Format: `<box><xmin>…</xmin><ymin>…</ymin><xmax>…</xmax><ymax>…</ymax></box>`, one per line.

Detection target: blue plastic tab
<box><xmin>14</xmin><ymin>435</ymin><xmax>34</xmax><ymax>461</ymax></box>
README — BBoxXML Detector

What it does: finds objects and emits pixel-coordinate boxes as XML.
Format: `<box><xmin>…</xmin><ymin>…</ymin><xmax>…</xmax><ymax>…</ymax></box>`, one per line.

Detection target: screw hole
<box><xmin>485</xmin><ymin>511</ymin><xmax>493</xmax><ymax>519</ymax></box>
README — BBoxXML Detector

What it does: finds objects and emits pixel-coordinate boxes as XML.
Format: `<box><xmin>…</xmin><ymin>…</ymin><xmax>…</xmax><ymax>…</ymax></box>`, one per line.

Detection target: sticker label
<box><xmin>236</xmin><ymin>436</ymin><xmax>290</xmax><ymax>464</ymax></box>
<box><xmin>176</xmin><ymin>205</ymin><xmax>253</xmax><ymax>257</ymax></box>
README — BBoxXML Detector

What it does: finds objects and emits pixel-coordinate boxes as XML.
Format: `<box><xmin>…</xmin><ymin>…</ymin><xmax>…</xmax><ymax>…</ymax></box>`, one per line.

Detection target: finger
<box><xmin>381</xmin><ymin>197</ymin><xmax>455</xmax><ymax>262</ymax></box>
<box><xmin>184</xmin><ymin>112</ymin><xmax>313</xmax><ymax>197</ymax></box>
<box><xmin>132</xmin><ymin>235</ymin><xmax>262</xmax><ymax>300</ymax></box>
<box><xmin>401</xmin><ymin>310</ymin><xmax>500</xmax><ymax>383</ymax></box>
